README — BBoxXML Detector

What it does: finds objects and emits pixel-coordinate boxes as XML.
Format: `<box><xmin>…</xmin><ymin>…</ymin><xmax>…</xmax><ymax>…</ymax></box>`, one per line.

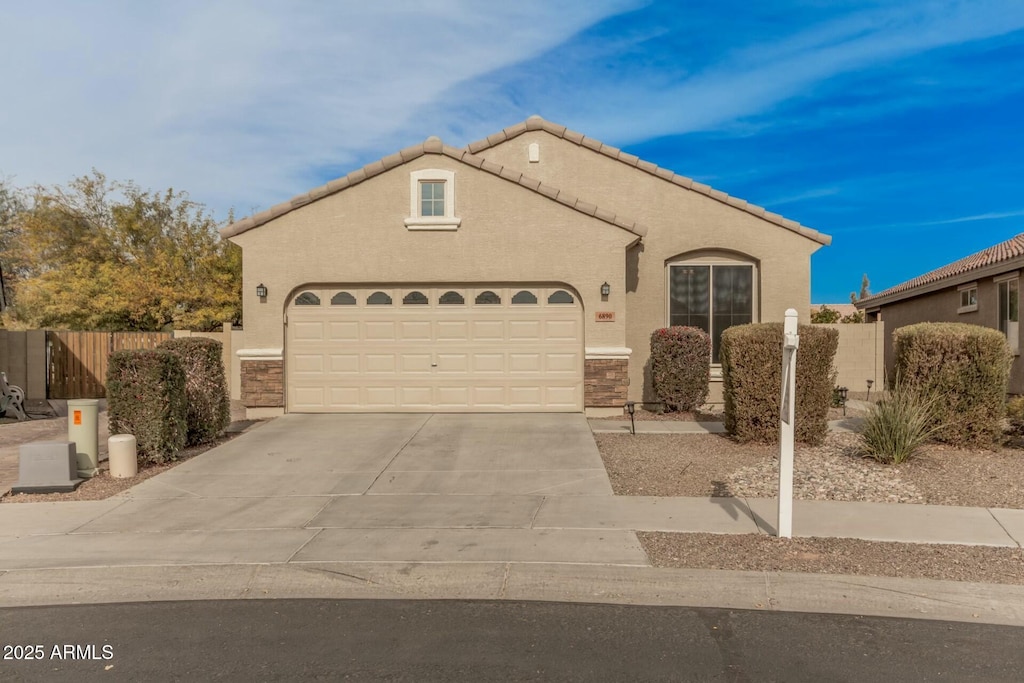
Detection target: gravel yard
<box><xmin>595</xmin><ymin>431</ymin><xmax>1024</xmax><ymax>509</ymax></box>
<box><xmin>640</xmin><ymin>533</ymin><xmax>1024</xmax><ymax>585</ymax></box>
<box><xmin>600</xmin><ymin>428</ymin><xmax>1024</xmax><ymax>584</ymax></box>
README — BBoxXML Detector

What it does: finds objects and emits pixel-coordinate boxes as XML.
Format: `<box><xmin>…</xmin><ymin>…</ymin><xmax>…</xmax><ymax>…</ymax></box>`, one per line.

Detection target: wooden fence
<box><xmin>47</xmin><ymin>331</ymin><xmax>172</xmax><ymax>399</ymax></box>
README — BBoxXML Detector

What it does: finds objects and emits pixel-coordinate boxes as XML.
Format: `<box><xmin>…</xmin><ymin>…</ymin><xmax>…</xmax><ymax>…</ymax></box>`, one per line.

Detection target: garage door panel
<box><xmin>401</xmin><ymin>354</ymin><xmax>433</xmax><ymax>373</ymax></box>
<box><xmin>436</xmin><ymin>353</ymin><xmax>468</xmax><ymax>373</ymax></box>
<box><xmin>400</xmin><ymin>321</ymin><xmax>432</xmax><ymax>341</ymax></box>
<box><xmin>509</xmin><ymin>320</ymin><xmax>541</xmax><ymax>340</ymax></box>
<box><xmin>292</xmin><ymin>387</ymin><xmax>325</xmax><ymax>409</ymax></box>
<box><xmin>545</xmin><ymin>319</ymin><xmax>578</xmax><ymax>340</ymax></box>
<box><xmin>292</xmin><ymin>321</ymin><xmax>325</xmax><ymax>342</ymax></box>
<box><xmin>291</xmin><ymin>354</ymin><xmax>324</xmax><ymax>373</ymax></box>
<box><xmin>287</xmin><ymin>284</ymin><xmax>583</xmax><ymax>412</ymax></box>
<box><xmin>472</xmin><ymin>386</ymin><xmax>506</xmax><ymax>406</ymax></box>
<box><xmin>365</xmin><ymin>354</ymin><xmax>397</xmax><ymax>373</ymax></box>
<box><xmin>509</xmin><ymin>353</ymin><xmax>542</xmax><ymax>372</ymax></box>
<box><xmin>545</xmin><ymin>386</ymin><xmax>580</xmax><ymax>408</ymax></box>
<box><xmin>472</xmin><ymin>320</ymin><xmax>504</xmax><ymax>341</ymax></box>
<box><xmin>437</xmin><ymin>321</ymin><xmax>469</xmax><ymax>341</ymax></box>
<box><xmin>509</xmin><ymin>386</ymin><xmax>543</xmax><ymax>406</ymax></box>
<box><xmin>473</xmin><ymin>353</ymin><xmax>505</xmax><ymax>373</ymax></box>
<box><xmin>364</xmin><ymin>386</ymin><xmax>398</xmax><ymax>407</ymax></box>
<box><xmin>328</xmin><ymin>321</ymin><xmax>360</xmax><ymax>342</ymax></box>
<box><xmin>364</xmin><ymin>321</ymin><xmax>396</xmax><ymax>341</ymax></box>
<box><xmin>328</xmin><ymin>387</ymin><xmax>361</xmax><ymax>407</ymax></box>
<box><xmin>436</xmin><ymin>386</ymin><xmax>469</xmax><ymax>406</ymax></box>
<box><xmin>329</xmin><ymin>354</ymin><xmax>360</xmax><ymax>373</ymax></box>
<box><xmin>400</xmin><ymin>386</ymin><xmax>433</xmax><ymax>406</ymax></box>
<box><xmin>545</xmin><ymin>353</ymin><xmax>578</xmax><ymax>373</ymax></box>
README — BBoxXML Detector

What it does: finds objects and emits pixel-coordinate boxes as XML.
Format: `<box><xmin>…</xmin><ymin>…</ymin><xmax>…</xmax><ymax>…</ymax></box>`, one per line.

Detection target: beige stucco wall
<box><xmin>875</xmin><ymin>276</ymin><xmax>1023</xmax><ymax>392</ymax></box>
<box><xmin>230</xmin><ymin>154</ymin><xmax>638</xmax><ymax>357</ymax></box>
<box><xmin>478</xmin><ymin>133</ymin><xmax>824</xmax><ymax>401</ymax></box>
<box><xmin>813</xmin><ymin>322</ymin><xmax>885</xmax><ymax>391</ymax></box>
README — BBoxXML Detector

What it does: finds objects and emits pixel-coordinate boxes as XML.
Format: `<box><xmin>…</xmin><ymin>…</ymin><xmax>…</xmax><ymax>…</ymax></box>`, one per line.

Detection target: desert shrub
<box><xmin>860</xmin><ymin>380</ymin><xmax>940</xmax><ymax>464</ymax></box>
<box><xmin>650</xmin><ymin>327</ymin><xmax>711</xmax><ymax>412</ymax></box>
<box><xmin>106</xmin><ymin>349</ymin><xmax>187</xmax><ymax>463</ymax></box>
<box><xmin>720</xmin><ymin>322</ymin><xmax>838</xmax><ymax>445</ymax></box>
<box><xmin>893</xmin><ymin>323</ymin><xmax>1012</xmax><ymax>447</ymax></box>
<box><xmin>1006</xmin><ymin>396</ymin><xmax>1024</xmax><ymax>437</ymax></box>
<box><xmin>159</xmin><ymin>337</ymin><xmax>231</xmax><ymax>446</ymax></box>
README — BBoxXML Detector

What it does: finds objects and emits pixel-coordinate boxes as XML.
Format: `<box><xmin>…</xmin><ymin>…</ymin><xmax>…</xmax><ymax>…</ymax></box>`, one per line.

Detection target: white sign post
<box><xmin>778</xmin><ymin>308</ymin><xmax>799</xmax><ymax>538</ymax></box>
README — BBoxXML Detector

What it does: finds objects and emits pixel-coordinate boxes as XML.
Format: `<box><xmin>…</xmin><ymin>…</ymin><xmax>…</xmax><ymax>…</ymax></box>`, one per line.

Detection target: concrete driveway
<box><xmin>0</xmin><ymin>413</ymin><xmax>644</xmax><ymax>569</ymax></box>
<box><xmin>127</xmin><ymin>413</ymin><xmax>614</xmax><ymax>499</ymax></box>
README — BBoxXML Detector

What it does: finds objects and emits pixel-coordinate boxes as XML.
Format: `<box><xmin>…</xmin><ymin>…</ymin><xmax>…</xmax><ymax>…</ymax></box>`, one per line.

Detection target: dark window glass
<box><xmin>669</xmin><ymin>264</ymin><xmax>752</xmax><ymax>363</ymax></box>
<box><xmin>475</xmin><ymin>291</ymin><xmax>501</xmax><ymax>305</ymax></box>
<box><xmin>547</xmin><ymin>290</ymin><xmax>574</xmax><ymax>304</ymax></box>
<box><xmin>403</xmin><ymin>291</ymin><xmax>429</xmax><ymax>305</ymax></box>
<box><xmin>295</xmin><ymin>291</ymin><xmax>321</xmax><ymax>306</ymax></box>
<box><xmin>511</xmin><ymin>290</ymin><xmax>538</xmax><ymax>304</ymax></box>
<box><xmin>367</xmin><ymin>291</ymin><xmax>393</xmax><ymax>305</ymax></box>
<box><xmin>331</xmin><ymin>291</ymin><xmax>356</xmax><ymax>305</ymax></box>
<box><xmin>439</xmin><ymin>291</ymin><xmax>465</xmax><ymax>305</ymax></box>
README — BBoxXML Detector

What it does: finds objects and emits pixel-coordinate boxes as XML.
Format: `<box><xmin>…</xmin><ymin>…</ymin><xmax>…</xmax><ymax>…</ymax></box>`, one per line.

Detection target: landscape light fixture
<box><xmin>838</xmin><ymin>386</ymin><xmax>849</xmax><ymax>416</ymax></box>
<box><xmin>625</xmin><ymin>401</ymin><xmax>636</xmax><ymax>435</ymax></box>
<box><xmin>256</xmin><ymin>283</ymin><xmax>268</xmax><ymax>298</ymax></box>
<box><xmin>601</xmin><ymin>282</ymin><xmax>611</xmax><ymax>296</ymax></box>
<box><xmin>866</xmin><ymin>379</ymin><xmax>874</xmax><ymax>402</ymax></box>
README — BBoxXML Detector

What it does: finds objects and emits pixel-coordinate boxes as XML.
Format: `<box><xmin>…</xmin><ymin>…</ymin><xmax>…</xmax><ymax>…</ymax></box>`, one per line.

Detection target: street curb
<box><xmin>1</xmin><ymin>562</ymin><xmax>1022</xmax><ymax>627</ymax></box>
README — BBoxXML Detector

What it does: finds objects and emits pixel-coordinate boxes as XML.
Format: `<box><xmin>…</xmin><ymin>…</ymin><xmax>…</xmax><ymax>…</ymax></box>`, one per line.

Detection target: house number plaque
<box><xmin>595</xmin><ymin>312</ymin><xmax>615</xmax><ymax>322</ymax></box>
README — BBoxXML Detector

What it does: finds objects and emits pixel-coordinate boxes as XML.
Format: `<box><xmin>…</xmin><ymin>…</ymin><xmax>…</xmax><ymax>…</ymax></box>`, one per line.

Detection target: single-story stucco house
<box><xmin>222</xmin><ymin>116</ymin><xmax>831</xmax><ymax>418</ymax></box>
<box><xmin>856</xmin><ymin>233</ymin><xmax>1022</xmax><ymax>393</ymax></box>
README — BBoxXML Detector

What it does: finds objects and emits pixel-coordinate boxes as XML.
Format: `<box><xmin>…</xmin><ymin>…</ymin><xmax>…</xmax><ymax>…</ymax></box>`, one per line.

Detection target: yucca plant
<box><xmin>860</xmin><ymin>381</ymin><xmax>940</xmax><ymax>465</ymax></box>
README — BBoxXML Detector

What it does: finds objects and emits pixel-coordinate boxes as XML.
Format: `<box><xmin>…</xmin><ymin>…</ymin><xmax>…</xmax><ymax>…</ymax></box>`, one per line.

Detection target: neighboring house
<box><xmin>222</xmin><ymin>116</ymin><xmax>831</xmax><ymax>418</ymax></box>
<box><xmin>855</xmin><ymin>233</ymin><xmax>1022</xmax><ymax>393</ymax></box>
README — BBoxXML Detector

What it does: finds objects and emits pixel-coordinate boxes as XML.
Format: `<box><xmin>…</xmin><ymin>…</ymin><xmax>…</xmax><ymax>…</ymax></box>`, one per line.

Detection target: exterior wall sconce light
<box><xmin>256</xmin><ymin>283</ymin><xmax>268</xmax><ymax>298</ymax></box>
<box><xmin>601</xmin><ymin>282</ymin><xmax>611</xmax><ymax>297</ymax></box>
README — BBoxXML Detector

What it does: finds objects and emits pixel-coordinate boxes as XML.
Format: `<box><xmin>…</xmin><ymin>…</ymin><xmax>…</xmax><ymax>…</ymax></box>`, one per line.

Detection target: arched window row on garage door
<box><xmin>291</xmin><ymin>287</ymin><xmax>578</xmax><ymax>307</ymax></box>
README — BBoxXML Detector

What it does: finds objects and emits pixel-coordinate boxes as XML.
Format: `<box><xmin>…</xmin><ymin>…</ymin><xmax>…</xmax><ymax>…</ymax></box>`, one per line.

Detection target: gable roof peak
<box><xmin>466</xmin><ymin>116</ymin><xmax>831</xmax><ymax>247</ymax></box>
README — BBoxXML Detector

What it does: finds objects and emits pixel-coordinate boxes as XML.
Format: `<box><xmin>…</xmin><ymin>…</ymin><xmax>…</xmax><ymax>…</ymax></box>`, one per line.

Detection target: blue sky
<box><xmin>3</xmin><ymin>1</ymin><xmax>1023</xmax><ymax>303</ymax></box>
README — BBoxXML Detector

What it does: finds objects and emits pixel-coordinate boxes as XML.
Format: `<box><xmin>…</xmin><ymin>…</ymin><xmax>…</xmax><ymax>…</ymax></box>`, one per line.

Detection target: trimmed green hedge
<box><xmin>650</xmin><ymin>327</ymin><xmax>711</xmax><ymax>412</ymax></box>
<box><xmin>159</xmin><ymin>337</ymin><xmax>231</xmax><ymax>446</ymax></box>
<box><xmin>106</xmin><ymin>349</ymin><xmax>187</xmax><ymax>463</ymax></box>
<box><xmin>721</xmin><ymin>323</ymin><xmax>838</xmax><ymax>445</ymax></box>
<box><xmin>893</xmin><ymin>323</ymin><xmax>1012</xmax><ymax>447</ymax></box>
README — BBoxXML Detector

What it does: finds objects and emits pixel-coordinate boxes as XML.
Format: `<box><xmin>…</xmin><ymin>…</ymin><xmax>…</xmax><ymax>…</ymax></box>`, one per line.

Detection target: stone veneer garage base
<box><xmin>584</xmin><ymin>359</ymin><xmax>629</xmax><ymax>407</ymax></box>
<box><xmin>241</xmin><ymin>360</ymin><xmax>284</xmax><ymax>408</ymax></box>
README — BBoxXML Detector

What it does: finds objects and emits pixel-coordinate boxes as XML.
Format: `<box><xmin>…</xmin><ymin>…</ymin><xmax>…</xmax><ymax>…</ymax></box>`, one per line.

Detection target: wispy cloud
<box><xmin>761</xmin><ymin>187</ymin><xmax>841</xmax><ymax>207</ymax></box>
<box><xmin>0</xmin><ymin>1</ymin><xmax>636</xmax><ymax>219</ymax></box>
<box><xmin>900</xmin><ymin>209</ymin><xmax>1024</xmax><ymax>226</ymax></box>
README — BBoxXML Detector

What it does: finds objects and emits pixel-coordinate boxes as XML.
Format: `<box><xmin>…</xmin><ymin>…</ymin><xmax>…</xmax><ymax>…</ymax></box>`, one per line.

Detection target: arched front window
<box><xmin>439</xmin><ymin>291</ymin><xmax>465</xmax><ymax>305</ymax></box>
<box><xmin>547</xmin><ymin>290</ymin><xmax>574</xmax><ymax>304</ymax></box>
<box><xmin>668</xmin><ymin>255</ymin><xmax>756</xmax><ymax>363</ymax></box>
<box><xmin>367</xmin><ymin>291</ymin><xmax>393</xmax><ymax>305</ymax></box>
<box><xmin>331</xmin><ymin>291</ymin><xmax>356</xmax><ymax>305</ymax></box>
<box><xmin>511</xmin><ymin>290</ymin><xmax>538</xmax><ymax>304</ymax></box>
<box><xmin>475</xmin><ymin>291</ymin><xmax>501</xmax><ymax>305</ymax></box>
<box><xmin>294</xmin><ymin>291</ymin><xmax>320</xmax><ymax>306</ymax></box>
<box><xmin>403</xmin><ymin>291</ymin><xmax>429</xmax><ymax>305</ymax></box>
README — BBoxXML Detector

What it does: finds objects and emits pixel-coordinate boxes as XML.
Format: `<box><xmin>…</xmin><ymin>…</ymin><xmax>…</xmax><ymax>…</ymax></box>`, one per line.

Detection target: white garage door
<box><xmin>286</xmin><ymin>285</ymin><xmax>583</xmax><ymax>412</ymax></box>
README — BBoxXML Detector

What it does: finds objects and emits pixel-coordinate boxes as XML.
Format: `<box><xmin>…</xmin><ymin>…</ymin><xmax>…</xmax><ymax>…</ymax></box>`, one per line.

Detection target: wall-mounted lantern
<box><xmin>256</xmin><ymin>283</ymin><xmax>268</xmax><ymax>298</ymax></box>
<box><xmin>600</xmin><ymin>282</ymin><xmax>610</xmax><ymax>297</ymax></box>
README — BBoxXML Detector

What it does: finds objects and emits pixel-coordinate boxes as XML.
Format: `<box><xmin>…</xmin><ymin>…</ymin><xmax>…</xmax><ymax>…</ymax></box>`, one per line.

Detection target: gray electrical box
<box><xmin>12</xmin><ymin>441</ymin><xmax>83</xmax><ymax>494</ymax></box>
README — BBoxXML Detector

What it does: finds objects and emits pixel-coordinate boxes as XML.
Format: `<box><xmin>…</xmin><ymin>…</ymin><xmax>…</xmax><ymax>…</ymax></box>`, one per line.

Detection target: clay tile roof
<box><xmin>220</xmin><ymin>136</ymin><xmax>647</xmax><ymax>239</ymax></box>
<box><xmin>465</xmin><ymin>116</ymin><xmax>832</xmax><ymax>247</ymax></box>
<box><xmin>861</xmin><ymin>233</ymin><xmax>1024</xmax><ymax>305</ymax></box>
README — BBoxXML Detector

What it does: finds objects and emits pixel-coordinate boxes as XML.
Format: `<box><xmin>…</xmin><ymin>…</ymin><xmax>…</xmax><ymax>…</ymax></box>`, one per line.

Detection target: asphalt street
<box><xmin>2</xmin><ymin>599</ymin><xmax>1022</xmax><ymax>681</ymax></box>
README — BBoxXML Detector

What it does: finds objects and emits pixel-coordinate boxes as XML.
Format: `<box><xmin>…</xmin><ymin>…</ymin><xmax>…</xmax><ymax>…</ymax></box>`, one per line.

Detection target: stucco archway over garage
<box><xmin>285</xmin><ymin>284</ymin><xmax>584</xmax><ymax>412</ymax></box>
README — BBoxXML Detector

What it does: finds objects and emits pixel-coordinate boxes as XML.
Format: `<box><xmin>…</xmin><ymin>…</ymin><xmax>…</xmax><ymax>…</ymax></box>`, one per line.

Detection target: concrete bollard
<box><xmin>108</xmin><ymin>434</ymin><xmax>138</xmax><ymax>479</ymax></box>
